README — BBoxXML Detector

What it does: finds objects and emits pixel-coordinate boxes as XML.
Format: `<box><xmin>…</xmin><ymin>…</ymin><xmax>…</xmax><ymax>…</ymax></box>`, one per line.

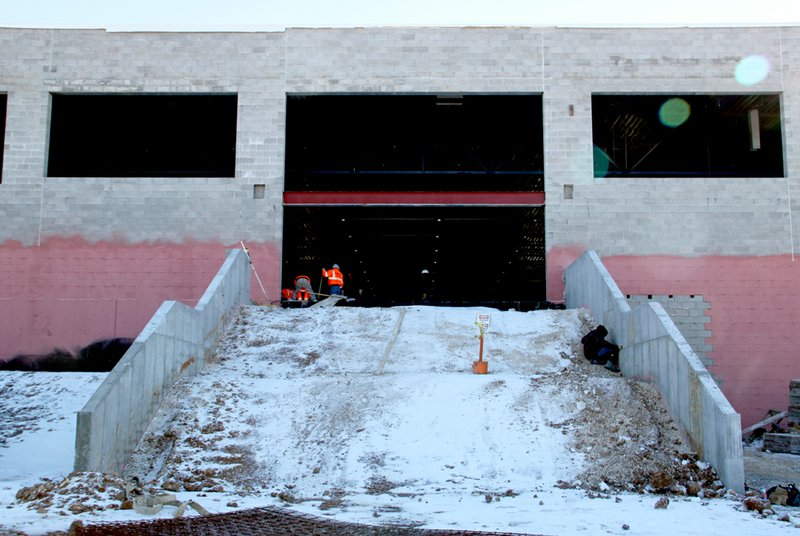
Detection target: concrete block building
<box><xmin>0</xmin><ymin>25</ymin><xmax>797</xmax><ymax>428</ymax></box>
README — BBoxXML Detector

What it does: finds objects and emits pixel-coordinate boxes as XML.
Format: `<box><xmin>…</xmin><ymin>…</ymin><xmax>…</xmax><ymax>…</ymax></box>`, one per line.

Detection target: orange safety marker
<box><xmin>472</xmin><ymin>320</ymin><xmax>489</xmax><ymax>374</ymax></box>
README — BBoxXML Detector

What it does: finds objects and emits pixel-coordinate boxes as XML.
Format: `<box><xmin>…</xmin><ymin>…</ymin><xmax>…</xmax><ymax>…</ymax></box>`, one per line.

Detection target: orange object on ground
<box><xmin>472</xmin><ymin>329</ymin><xmax>489</xmax><ymax>374</ymax></box>
<box><xmin>472</xmin><ymin>359</ymin><xmax>489</xmax><ymax>374</ymax></box>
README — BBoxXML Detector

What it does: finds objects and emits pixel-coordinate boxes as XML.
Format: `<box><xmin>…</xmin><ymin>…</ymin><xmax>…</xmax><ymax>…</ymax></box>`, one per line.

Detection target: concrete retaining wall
<box><xmin>74</xmin><ymin>248</ymin><xmax>250</xmax><ymax>474</ymax></box>
<box><xmin>626</xmin><ymin>294</ymin><xmax>712</xmax><ymax>368</ymax></box>
<box><xmin>564</xmin><ymin>250</ymin><xmax>744</xmax><ymax>492</ymax></box>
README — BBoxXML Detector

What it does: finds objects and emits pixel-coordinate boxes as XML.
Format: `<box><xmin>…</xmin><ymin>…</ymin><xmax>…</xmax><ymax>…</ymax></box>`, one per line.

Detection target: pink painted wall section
<box><xmin>563</xmin><ymin>251</ymin><xmax>800</xmax><ymax>428</ymax></box>
<box><xmin>239</xmin><ymin>240</ymin><xmax>280</xmax><ymax>306</ymax></box>
<box><xmin>546</xmin><ymin>246</ymin><xmax>585</xmax><ymax>303</ymax></box>
<box><xmin>0</xmin><ymin>238</ymin><xmax>280</xmax><ymax>360</ymax></box>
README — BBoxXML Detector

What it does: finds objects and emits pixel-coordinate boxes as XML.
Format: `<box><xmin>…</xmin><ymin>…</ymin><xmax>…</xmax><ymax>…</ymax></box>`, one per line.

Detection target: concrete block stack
<box><xmin>764</xmin><ymin>433</ymin><xmax>800</xmax><ymax>455</ymax></box>
<box><xmin>791</xmin><ymin>380</ymin><xmax>800</xmax><ymax>424</ymax></box>
<box><xmin>763</xmin><ymin>380</ymin><xmax>800</xmax><ymax>454</ymax></box>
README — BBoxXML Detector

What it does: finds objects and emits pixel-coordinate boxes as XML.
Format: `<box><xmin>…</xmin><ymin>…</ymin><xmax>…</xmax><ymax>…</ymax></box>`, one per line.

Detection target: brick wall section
<box><xmin>0</xmin><ymin>26</ymin><xmax>796</xmax><ymax>255</ymax></box>
<box><xmin>542</xmin><ymin>27</ymin><xmax>797</xmax><ymax>263</ymax></box>
<box><xmin>600</xmin><ymin>254</ymin><xmax>800</xmax><ymax>429</ymax></box>
<box><xmin>0</xmin><ymin>29</ymin><xmax>287</xmax><ymax>247</ymax></box>
<box><xmin>0</xmin><ymin>238</ymin><xmax>279</xmax><ymax>359</ymax></box>
<box><xmin>626</xmin><ymin>294</ymin><xmax>712</xmax><ymax>368</ymax></box>
<box><xmin>0</xmin><ymin>25</ymin><xmax>799</xmax><ymax>426</ymax></box>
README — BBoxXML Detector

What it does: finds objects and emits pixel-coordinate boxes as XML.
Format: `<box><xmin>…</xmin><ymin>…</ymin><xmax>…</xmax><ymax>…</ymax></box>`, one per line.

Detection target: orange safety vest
<box><xmin>294</xmin><ymin>275</ymin><xmax>312</xmax><ymax>301</ymax></box>
<box><xmin>294</xmin><ymin>275</ymin><xmax>311</xmax><ymax>301</ymax></box>
<box><xmin>322</xmin><ymin>268</ymin><xmax>344</xmax><ymax>287</ymax></box>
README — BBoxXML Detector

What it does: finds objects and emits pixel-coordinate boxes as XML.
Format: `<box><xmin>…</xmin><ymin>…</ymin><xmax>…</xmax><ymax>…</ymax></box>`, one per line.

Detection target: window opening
<box><xmin>47</xmin><ymin>94</ymin><xmax>237</xmax><ymax>178</ymax></box>
<box><xmin>592</xmin><ymin>94</ymin><xmax>783</xmax><ymax>178</ymax></box>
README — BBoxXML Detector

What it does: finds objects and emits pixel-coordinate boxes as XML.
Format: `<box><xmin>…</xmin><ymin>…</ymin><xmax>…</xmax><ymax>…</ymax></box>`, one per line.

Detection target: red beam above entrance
<box><xmin>283</xmin><ymin>191</ymin><xmax>546</xmax><ymax>206</ymax></box>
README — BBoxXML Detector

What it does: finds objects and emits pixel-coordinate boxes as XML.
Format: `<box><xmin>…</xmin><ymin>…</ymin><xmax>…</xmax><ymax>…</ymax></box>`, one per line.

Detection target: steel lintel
<box><xmin>283</xmin><ymin>191</ymin><xmax>545</xmax><ymax>206</ymax></box>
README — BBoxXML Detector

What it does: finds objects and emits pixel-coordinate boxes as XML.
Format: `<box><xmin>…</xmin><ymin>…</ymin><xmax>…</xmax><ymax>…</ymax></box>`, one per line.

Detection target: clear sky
<box><xmin>2</xmin><ymin>0</ymin><xmax>800</xmax><ymax>31</ymax></box>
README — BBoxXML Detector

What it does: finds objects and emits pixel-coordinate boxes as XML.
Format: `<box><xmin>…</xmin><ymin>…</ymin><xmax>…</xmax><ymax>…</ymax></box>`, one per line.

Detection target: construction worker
<box><xmin>292</xmin><ymin>275</ymin><xmax>317</xmax><ymax>305</ymax></box>
<box><xmin>417</xmin><ymin>268</ymin><xmax>432</xmax><ymax>304</ymax></box>
<box><xmin>321</xmin><ymin>264</ymin><xmax>344</xmax><ymax>295</ymax></box>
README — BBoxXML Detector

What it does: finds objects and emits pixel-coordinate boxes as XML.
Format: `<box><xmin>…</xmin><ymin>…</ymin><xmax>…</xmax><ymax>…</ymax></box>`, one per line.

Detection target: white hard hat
<box><xmin>333</xmin><ymin>263</ymin><xmax>340</xmax><ymax>269</ymax></box>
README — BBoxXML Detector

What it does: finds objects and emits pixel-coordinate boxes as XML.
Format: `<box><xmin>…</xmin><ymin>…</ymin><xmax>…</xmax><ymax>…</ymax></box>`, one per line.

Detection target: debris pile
<box><xmin>755</xmin><ymin>380</ymin><xmax>800</xmax><ymax>455</ymax></box>
<box><xmin>541</xmin><ymin>339</ymin><xmax>723</xmax><ymax>497</ymax></box>
<box><xmin>14</xmin><ymin>472</ymin><xmax>127</xmax><ymax>516</ymax></box>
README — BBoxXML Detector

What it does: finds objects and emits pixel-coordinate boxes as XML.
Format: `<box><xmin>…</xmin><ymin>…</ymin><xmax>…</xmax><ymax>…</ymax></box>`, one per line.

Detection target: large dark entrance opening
<box><xmin>283</xmin><ymin>206</ymin><xmax>545</xmax><ymax>309</ymax></box>
<box><xmin>283</xmin><ymin>94</ymin><xmax>546</xmax><ymax>309</ymax></box>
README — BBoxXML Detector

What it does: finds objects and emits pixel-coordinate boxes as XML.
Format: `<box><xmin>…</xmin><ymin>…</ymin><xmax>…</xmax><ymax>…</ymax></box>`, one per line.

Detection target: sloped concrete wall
<box><xmin>74</xmin><ymin>248</ymin><xmax>250</xmax><ymax>473</ymax></box>
<box><xmin>626</xmin><ymin>294</ymin><xmax>712</xmax><ymax>368</ymax></box>
<box><xmin>564</xmin><ymin>250</ymin><xmax>744</xmax><ymax>492</ymax></box>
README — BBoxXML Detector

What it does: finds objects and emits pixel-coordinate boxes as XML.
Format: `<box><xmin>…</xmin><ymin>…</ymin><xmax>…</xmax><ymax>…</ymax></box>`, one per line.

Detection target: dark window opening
<box><xmin>47</xmin><ymin>94</ymin><xmax>237</xmax><ymax>178</ymax></box>
<box><xmin>592</xmin><ymin>94</ymin><xmax>783</xmax><ymax>178</ymax></box>
<box><xmin>0</xmin><ymin>94</ymin><xmax>6</xmax><ymax>184</ymax></box>
<box><xmin>282</xmin><ymin>206</ymin><xmax>546</xmax><ymax>309</ymax></box>
<box><xmin>285</xmin><ymin>94</ymin><xmax>544</xmax><ymax>192</ymax></box>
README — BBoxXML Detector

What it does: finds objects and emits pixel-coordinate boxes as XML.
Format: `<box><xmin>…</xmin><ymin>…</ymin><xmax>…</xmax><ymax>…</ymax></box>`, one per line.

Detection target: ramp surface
<box><xmin>127</xmin><ymin>306</ymin><xmax>586</xmax><ymax>531</ymax></box>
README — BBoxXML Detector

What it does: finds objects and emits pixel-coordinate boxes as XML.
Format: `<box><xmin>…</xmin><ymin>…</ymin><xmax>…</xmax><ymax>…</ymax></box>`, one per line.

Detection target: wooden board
<box><xmin>312</xmin><ymin>295</ymin><xmax>345</xmax><ymax>307</ymax></box>
<box><xmin>742</xmin><ymin>411</ymin><xmax>788</xmax><ymax>436</ymax></box>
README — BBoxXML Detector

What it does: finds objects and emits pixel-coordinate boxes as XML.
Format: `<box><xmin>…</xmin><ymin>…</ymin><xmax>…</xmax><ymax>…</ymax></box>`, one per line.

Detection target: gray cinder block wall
<box><xmin>627</xmin><ymin>295</ymin><xmax>713</xmax><ymax>368</ymax></box>
<box><xmin>0</xmin><ymin>29</ymin><xmax>289</xmax><ymax>247</ymax></box>
<box><xmin>2</xmin><ymin>25</ymin><xmax>796</xmax><ymax>255</ymax></box>
<box><xmin>74</xmin><ymin>249</ymin><xmax>250</xmax><ymax>474</ymax></box>
<box><xmin>565</xmin><ymin>250</ymin><xmax>744</xmax><ymax>493</ymax></box>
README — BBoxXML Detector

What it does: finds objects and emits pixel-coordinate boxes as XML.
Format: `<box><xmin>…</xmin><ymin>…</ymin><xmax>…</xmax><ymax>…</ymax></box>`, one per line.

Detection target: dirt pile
<box><xmin>14</xmin><ymin>472</ymin><xmax>127</xmax><ymax>517</ymax></box>
<box><xmin>547</xmin><ymin>336</ymin><xmax>722</xmax><ymax>496</ymax></box>
<box><xmin>122</xmin><ymin>309</ymin><xmax>727</xmax><ymax>500</ymax></box>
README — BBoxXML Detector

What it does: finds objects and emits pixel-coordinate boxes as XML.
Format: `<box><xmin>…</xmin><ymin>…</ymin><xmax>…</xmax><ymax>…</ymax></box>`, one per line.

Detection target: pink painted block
<box><xmin>0</xmin><ymin>238</ymin><xmax>280</xmax><ymax>360</ymax></box>
<box><xmin>600</xmin><ymin>253</ymin><xmax>800</xmax><ymax>428</ymax></box>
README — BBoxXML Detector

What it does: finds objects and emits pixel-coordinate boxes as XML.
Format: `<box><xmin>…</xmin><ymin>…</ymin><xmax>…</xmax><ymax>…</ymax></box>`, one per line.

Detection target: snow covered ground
<box><xmin>1</xmin><ymin>305</ymin><xmax>799</xmax><ymax>535</ymax></box>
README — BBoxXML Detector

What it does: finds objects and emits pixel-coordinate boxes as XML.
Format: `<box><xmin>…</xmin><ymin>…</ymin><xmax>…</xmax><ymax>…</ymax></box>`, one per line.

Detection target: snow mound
<box><xmin>124</xmin><ymin>306</ymin><xmax>724</xmax><ymax>522</ymax></box>
<box><xmin>4</xmin><ymin>306</ymin><xmax>796</xmax><ymax>535</ymax></box>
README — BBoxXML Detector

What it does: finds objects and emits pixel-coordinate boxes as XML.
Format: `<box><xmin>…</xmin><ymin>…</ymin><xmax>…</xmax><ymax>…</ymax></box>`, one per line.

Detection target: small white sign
<box><xmin>477</xmin><ymin>313</ymin><xmax>491</xmax><ymax>330</ymax></box>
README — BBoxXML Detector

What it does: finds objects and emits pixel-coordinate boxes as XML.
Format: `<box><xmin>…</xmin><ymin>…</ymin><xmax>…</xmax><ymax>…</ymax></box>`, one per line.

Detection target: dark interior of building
<box><xmin>592</xmin><ymin>94</ymin><xmax>784</xmax><ymax>178</ymax></box>
<box><xmin>47</xmin><ymin>94</ymin><xmax>238</xmax><ymax>177</ymax></box>
<box><xmin>283</xmin><ymin>206</ymin><xmax>546</xmax><ymax>308</ymax></box>
<box><xmin>285</xmin><ymin>94</ymin><xmax>544</xmax><ymax>191</ymax></box>
<box><xmin>283</xmin><ymin>94</ymin><xmax>547</xmax><ymax>308</ymax></box>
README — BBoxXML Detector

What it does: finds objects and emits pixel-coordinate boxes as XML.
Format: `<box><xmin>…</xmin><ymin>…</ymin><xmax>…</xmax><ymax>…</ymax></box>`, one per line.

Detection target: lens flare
<box><xmin>658</xmin><ymin>98</ymin><xmax>691</xmax><ymax>128</ymax></box>
<box><xmin>735</xmin><ymin>54</ymin><xmax>770</xmax><ymax>86</ymax></box>
<box><xmin>593</xmin><ymin>145</ymin><xmax>611</xmax><ymax>178</ymax></box>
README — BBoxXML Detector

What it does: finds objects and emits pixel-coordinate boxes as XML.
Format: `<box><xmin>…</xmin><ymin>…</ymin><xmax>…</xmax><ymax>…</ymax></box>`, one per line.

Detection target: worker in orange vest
<box><xmin>292</xmin><ymin>275</ymin><xmax>317</xmax><ymax>305</ymax></box>
<box><xmin>321</xmin><ymin>264</ymin><xmax>344</xmax><ymax>295</ymax></box>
